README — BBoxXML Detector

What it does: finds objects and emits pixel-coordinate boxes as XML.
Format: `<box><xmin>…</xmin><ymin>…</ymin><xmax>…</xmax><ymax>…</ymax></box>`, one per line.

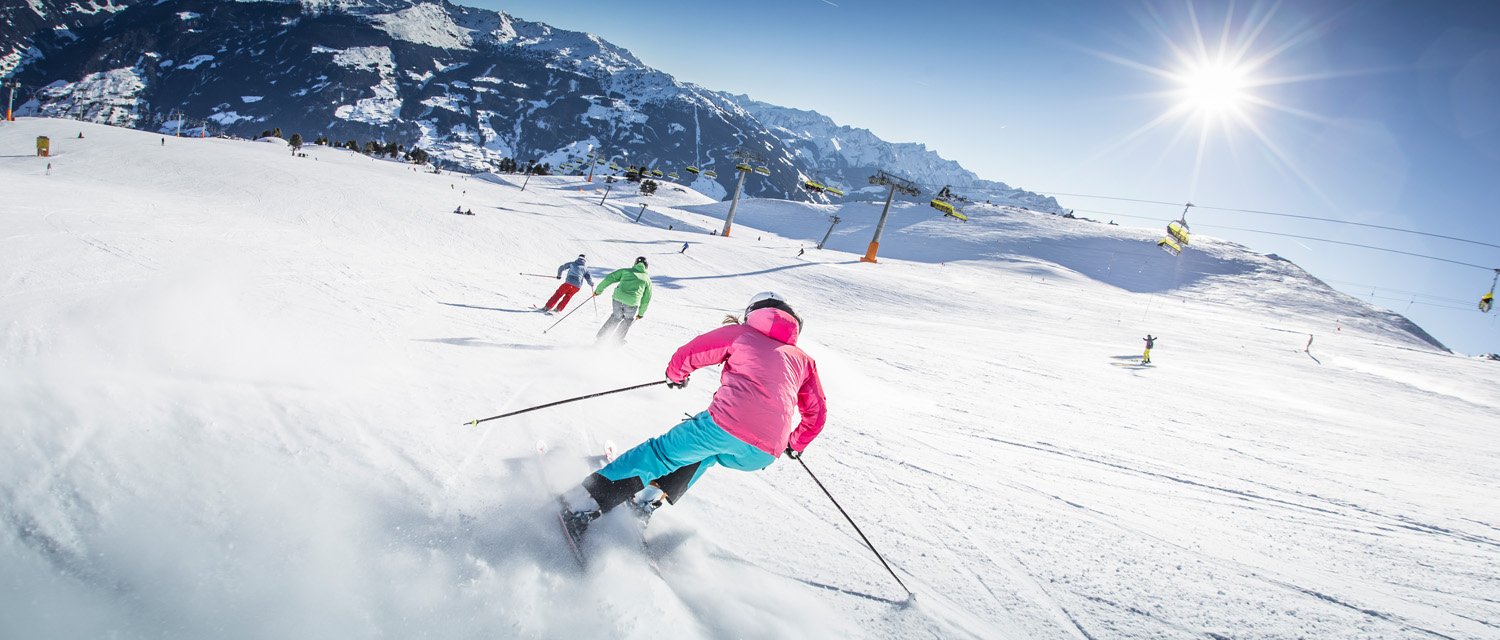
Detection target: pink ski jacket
<box><xmin>665</xmin><ymin>307</ymin><xmax>827</xmax><ymax>456</ymax></box>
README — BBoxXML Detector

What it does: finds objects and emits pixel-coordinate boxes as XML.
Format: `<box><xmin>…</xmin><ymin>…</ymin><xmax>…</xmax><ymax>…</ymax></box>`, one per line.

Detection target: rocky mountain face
<box><xmin>0</xmin><ymin>0</ymin><xmax>143</xmax><ymax>77</ymax></box>
<box><xmin>5</xmin><ymin>0</ymin><xmax>1061</xmax><ymax>210</ymax></box>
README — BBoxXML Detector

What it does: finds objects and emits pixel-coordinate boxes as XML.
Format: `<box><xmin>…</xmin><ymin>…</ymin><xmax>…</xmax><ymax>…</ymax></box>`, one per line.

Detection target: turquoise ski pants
<box><xmin>598</xmin><ymin>411</ymin><xmax>775</xmax><ymax>499</ymax></box>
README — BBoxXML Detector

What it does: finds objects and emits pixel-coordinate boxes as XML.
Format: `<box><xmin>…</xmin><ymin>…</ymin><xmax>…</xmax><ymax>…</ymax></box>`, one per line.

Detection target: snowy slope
<box><xmin>2</xmin><ymin>119</ymin><xmax>1498</xmax><ymax>639</ymax></box>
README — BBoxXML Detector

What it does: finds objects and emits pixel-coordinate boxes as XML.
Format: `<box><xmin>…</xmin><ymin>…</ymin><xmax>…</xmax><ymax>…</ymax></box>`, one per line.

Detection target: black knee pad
<box><xmin>582</xmin><ymin>472</ymin><xmax>643</xmax><ymax>512</ymax></box>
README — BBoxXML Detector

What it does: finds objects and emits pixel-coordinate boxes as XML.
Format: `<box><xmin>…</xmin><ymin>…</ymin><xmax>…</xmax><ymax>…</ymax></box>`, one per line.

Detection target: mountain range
<box><xmin>2</xmin><ymin>0</ymin><xmax>1062</xmax><ymax>210</ymax></box>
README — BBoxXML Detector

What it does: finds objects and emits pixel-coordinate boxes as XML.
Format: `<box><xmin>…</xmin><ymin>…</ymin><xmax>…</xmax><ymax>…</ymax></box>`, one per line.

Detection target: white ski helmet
<box><xmin>744</xmin><ymin>291</ymin><xmax>801</xmax><ymax>327</ymax></box>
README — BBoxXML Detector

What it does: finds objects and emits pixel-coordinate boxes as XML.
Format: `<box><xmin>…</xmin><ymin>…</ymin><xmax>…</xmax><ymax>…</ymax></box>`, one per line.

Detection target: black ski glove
<box><xmin>784</xmin><ymin>447</ymin><xmax>801</xmax><ymax>460</ymax></box>
<box><xmin>666</xmin><ymin>377</ymin><xmax>688</xmax><ymax>389</ymax></box>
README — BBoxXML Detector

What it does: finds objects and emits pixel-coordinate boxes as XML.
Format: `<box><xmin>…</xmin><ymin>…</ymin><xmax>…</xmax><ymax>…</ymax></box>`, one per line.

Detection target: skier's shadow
<box><xmin>414</xmin><ymin>337</ymin><xmax>557</xmax><ymax>350</ymax></box>
<box><xmin>438</xmin><ymin>301</ymin><xmax>534</xmax><ymax>313</ymax></box>
<box><xmin>1109</xmin><ymin>354</ymin><xmax>1143</xmax><ymax>360</ymax></box>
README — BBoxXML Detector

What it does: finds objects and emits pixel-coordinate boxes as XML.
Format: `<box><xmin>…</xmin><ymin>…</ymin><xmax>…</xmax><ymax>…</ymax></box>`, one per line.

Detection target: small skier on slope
<box><xmin>562</xmin><ymin>292</ymin><xmax>827</xmax><ymax>536</ymax></box>
<box><xmin>543</xmin><ymin>254</ymin><xmax>594</xmax><ymax>314</ymax></box>
<box><xmin>1142</xmin><ymin>334</ymin><xmax>1157</xmax><ymax>364</ymax></box>
<box><xmin>593</xmin><ymin>256</ymin><xmax>653</xmax><ymax>343</ymax></box>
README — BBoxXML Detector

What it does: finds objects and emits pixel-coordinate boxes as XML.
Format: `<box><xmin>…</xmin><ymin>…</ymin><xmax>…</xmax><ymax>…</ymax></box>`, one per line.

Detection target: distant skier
<box><xmin>1142</xmin><ymin>335</ymin><xmax>1156</xmax><ymax>364</ymax></box>
<box><xmin>798</xmin><ymin>247</ymin><xmax>806</xmax><ymax>257</ymax></box>
<box><xmin>543</xmin><ymin>254</ymin><xmax>594</xmax><ymax>313</ymax></box>
<box><xmin>562</xmin><ymin>292</ymin><xmax>826</xmax><ymax>536</ymax></box>
<box><xmin>593</xmin><ymin>256</ymin><xmax>653</xmax><ymax>343</ymax></box>
<box><xmin>679</xmin><ymin>242</ymin><xmax>689</xmax><ymax>254</ymax></box>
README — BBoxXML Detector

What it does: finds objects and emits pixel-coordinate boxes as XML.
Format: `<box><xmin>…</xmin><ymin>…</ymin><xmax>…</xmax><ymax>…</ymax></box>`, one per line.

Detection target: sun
<box><xmin>1175</xmin><ymin>58</ymin><xmax>1252</xmax><ymax>119</ymax></box>
<box><xmin>1080</xmin><ymin>2</ymin><xmax>1335</xmax><ymax>194</ymax></box>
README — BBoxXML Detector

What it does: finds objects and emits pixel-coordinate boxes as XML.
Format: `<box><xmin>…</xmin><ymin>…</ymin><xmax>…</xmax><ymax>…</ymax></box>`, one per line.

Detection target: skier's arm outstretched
<box><xmin>664</xmin><ymin>324</ymin><xmax>740</xmax><ymax>383</ymax></box>
<box><xmin>556</xmin><ymin>262</ymin><xmax>570</xmax><ymax>279</ymax></box>
<box><xmin>787</xmin><ymin>362</ymin><xmax>827</xmax><ymax>454</ymax></box>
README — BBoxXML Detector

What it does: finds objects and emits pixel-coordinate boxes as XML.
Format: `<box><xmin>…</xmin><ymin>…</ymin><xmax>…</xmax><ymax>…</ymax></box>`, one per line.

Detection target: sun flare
<box><xmin>1083</xmin><ymin>2</ymin><xmax>1335</xmax><ymax>194</ymax></box>
<box><xmin>1175</xmin><ymin>58</ymin><xmax>1252</xmax><ymax>118</ymax></box>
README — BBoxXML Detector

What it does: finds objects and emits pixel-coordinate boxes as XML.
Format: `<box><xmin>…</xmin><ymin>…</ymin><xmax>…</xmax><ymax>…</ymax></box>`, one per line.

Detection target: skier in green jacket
<box><xmin>594</xmin><ymin>256</ymin><xmax>653</xmax><ymax>343</ymax></box>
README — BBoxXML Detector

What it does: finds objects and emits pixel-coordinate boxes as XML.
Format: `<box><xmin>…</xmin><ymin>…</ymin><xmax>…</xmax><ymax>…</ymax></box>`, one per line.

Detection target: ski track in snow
<box><xmin>1</xmin><ymin>119</ymin><xmax>1498</xmax><ymax>639</ymax></box>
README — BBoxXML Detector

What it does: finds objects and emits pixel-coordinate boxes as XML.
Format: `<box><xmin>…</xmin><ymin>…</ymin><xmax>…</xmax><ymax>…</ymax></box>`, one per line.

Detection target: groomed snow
<box><xmin>1</xmin><ymin>119</ymin><xmax>1497</xmax><ymax>639</ymax></box>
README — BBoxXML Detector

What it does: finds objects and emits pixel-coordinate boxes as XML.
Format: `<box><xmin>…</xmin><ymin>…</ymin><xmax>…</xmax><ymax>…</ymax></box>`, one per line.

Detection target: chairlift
<box><xmin>736</xmin><ymin>163</ymin><xmax>753</xmax><ymax>173</ymax></box>
<box><xmin>931</xmin><ymin>185</ymin><xmax>969</xmax><ymax>222</ymax></box>
<box><xmin>668</xmin><ymin>172</ymin><xmax>680</xmax><ymax>180</ymax></box>
<box><xmin>1153</xmin><ymin>203</ymin><xmax>1193</xmax><ymax>255</ymax></box>
<box><xmin>651</xmin><ymin>169</ymin><xmax>664</xmax><ymax>178</ymax></box>
<box><xmin>686</xmin><ymin>166</ymin><xmax>701</xmax><ymax>174</ymax></box>
<box><xmin>803</xmin><ymin>180</ymin><xmax>826</xmax><ymax>193</ymax></box>
<box><xmin>704</xmin><ymin>170</ymin><xmax>718</xmax><ymax>178</ymax></box>
<box><xmin>754</xmin><ymin>166</ymin><xmax>771</xmax><ymax>176</ymax></box>
<box><xmin>930</xmin><ymin>199</ymin><xmax>958</xmax><ymax>217</ymax></box>
<box><xmin>825</xmin><ymin>186</ymin><xmax>846</xmax><ymax>197</ymax></box>
<box><xmin>1168</xmin><ymin>203</ymin><xmax>1192</xmax><ymax>246</ymax></box>
<box><xmin>1482</xmin><ymin>269</ymin><xmax>1499</xmax><ymax>313</ymax></box>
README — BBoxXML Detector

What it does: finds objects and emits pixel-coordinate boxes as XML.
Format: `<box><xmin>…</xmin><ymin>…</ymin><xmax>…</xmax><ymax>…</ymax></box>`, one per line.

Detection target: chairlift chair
<box><xmin>1482</xmin><ymin>269</ymin><xmax>1499</xmax><ymax>313</ymax></box>
<box><xmin>686</xmin><ymin>166</ymin><xmax>701</xmax><ymax>174</ymax></box>
<box><xmin>704</xmin><ymin>170</ymin><xmax>718</xmax><ymax>178</ymax></box>
<box><xmin>1167</xmin><ymin>203</ymin><xmax>1193</xmax><ymax>247</ymax></box>
<box><xmin>754</xmin><ymin>166</ymin><xmax>771</xmax><ymax>176</ymax></box>
<box><xmin>736</xmin><ymin>163</ymin><xmax>753</xmax><ymax>172</ymax></box>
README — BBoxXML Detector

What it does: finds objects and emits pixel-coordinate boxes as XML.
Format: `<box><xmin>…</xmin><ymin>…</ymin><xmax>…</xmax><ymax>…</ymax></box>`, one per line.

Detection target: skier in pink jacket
<box><xmin>562</xmin><ymin>292</ymin><xmax>827</xmax><ymax>534</ymax></box>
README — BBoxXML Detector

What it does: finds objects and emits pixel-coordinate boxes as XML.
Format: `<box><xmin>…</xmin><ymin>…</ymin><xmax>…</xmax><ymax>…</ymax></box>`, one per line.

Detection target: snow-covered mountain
<box><xmin>728</xmin><ymin>94</ymin><xmax>1063</xmax><ymax>211</ymax></box>
<box><xmin>4</xmin><ymin>118</ymin><xmax>1496</xmax><ymax>639</ymax></box>
<box><xmin>3</xmin><ymin>0</ymin><xmax>1059</xmax><ymax>210</ymax></box>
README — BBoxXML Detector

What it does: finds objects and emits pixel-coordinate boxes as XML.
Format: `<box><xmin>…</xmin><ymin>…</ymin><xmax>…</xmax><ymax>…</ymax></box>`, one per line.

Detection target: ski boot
<box><xmin>629</xmin><ymin>485</ymin><xmax>666</xmax><ymax>526</ymax></box>
<box><xmin>559</xmin><ymin>486</ymin><xmax>602</xmax><ymax>542</ymax></box>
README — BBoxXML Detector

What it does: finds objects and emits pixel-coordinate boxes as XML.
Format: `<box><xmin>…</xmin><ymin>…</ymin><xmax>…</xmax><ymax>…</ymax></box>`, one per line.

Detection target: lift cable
<box><xmin>1072</xmin><ymin>209</ymin><xmax>1494</xmax><ymax>271</ymax></box>
<box><xmin>1031</xmin><ymin>189</ymin><xmax>1500</xmax><ymax>251</ymax></box>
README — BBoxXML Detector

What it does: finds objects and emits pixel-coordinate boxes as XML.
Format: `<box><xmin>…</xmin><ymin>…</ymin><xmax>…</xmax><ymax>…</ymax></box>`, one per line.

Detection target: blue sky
<box><xmin>470</xmin><ymin>0</ymin><xmax>1500</xmax><ymax>354</ymax></box>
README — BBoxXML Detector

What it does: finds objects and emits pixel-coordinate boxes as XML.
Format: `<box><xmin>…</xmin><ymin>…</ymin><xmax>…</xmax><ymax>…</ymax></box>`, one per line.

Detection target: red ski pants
<box><xmin>546</xmin><ymin>282</ymin><xmax>581</xmax><ymax>311</ymax></box>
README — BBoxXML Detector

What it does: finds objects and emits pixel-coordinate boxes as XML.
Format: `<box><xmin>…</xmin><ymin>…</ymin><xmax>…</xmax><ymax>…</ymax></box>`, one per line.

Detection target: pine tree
<box><xmin>289</xmin><ymin>133</ymin><xmax>303</xmax><ymax>151</ymax></box>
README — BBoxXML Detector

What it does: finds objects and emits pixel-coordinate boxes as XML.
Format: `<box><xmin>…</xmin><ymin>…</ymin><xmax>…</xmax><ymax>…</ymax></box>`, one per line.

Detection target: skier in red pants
<box><xmin>543</xmin><ymin>254</ymin><xmax>594</xmax><ymax>314</ymax></box>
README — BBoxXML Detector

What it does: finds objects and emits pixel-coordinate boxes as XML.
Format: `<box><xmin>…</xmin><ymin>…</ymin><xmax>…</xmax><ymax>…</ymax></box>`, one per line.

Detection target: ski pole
<box><xmin>519</xmin><ymin>272</ymin><xmax>555</xmax><ymax>278</ymax></box>
<box><xmin>794</xmin><ymin>455</ymin><xmax>916</xmax><ymax>602</ymax></box>
<box><xmin>465</xmin><ymin>380</ymin><xmax>666</xmax><ymax>427</ymax></box>
<box><xmin>543</xmin><ymin>293</ymin><xmax>597</xmax><ymax>333</ymax></box>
